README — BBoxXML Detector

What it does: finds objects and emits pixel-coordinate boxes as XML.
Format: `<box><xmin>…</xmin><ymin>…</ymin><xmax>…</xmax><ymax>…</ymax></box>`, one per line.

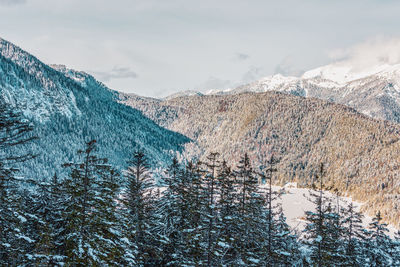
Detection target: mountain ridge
<box><xmin>0</xmin><ymin>38</ymin><xmax>190</xmax><ymax>179</ymax></box>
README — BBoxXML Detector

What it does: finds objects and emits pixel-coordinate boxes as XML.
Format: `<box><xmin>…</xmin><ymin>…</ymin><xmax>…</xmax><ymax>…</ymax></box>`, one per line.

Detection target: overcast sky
<box><xmin>1</xmin><ymin>0</ymin><xmax>400</xmax><ymax>97</ymax></box>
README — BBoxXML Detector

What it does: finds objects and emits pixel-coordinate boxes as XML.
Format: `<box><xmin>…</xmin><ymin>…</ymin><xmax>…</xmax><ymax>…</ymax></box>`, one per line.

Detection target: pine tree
<box><xmin>215</xmin><ymin>160</ymin><xmax>238</xmax><ymax>266</ymax></box>
<box><xmin>203</xmin><ymin>152</ymin><xmax>220</xmax><ymax>267</ymax></box>
<box><xmin>366</xmin><ymin>211</ymin><xmax>391</xmax><ymax>266</ymax></box>
<box><xmin>184</xmin><ymin>160</ymin><xmax>206</xmax><ymax>265</ymax></box>
<box><xmin>392</xmin><ymin>230</ymin><xmax>400</xmax><ymax>266</ymax></box>
<box><xmin>234</xmin><ymin>153</ymin><xmax>265</xmax><ymax>266</ymax></box>
<box><xmin>340</xmin><ymin>202</ymin><xmax>365</xmax><ymax>266</ymax></box>
<box><xmin>122</xmin><ymin>150</ymin><xmax>157</xmax><ymax>266</ymax></box>
<box><xmin>271</xmin><ymin>205</ymin><xmax>301</xmax><ymax>266</ymax></box>
<box><xmin>303</xmin><ymin>163</ymin><xmax>343</xmax><ymax>266</ymax></box>
<box><xmin>157</xmin><ymin>156</ymin><xmax>188</xmax><ymax>265</ymax></box>
<box><xmin>62</xmin><ymin>139</ymin><xmax>126</xmax><ymax>265</ymax></box>
<box><xmin>29</xmin><ymin>174</ymin><xmax>67</xmax><ymax>265</ymax></box>
<box><xmin>0</xmin><ymin>103</ymin><xmax>36</xmax><ymax>265</ymax></box>
<box><xmin>260</xmin><ymin>155</ymin><xmax>279</xmax><ymax>266</ymax></box>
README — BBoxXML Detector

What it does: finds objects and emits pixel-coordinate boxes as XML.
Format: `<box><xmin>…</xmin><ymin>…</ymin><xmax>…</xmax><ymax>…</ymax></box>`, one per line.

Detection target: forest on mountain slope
<box><xmin>1</xmin><ymin>102</ymin><xmax>400</xmax><ymax>266</ymax></box>
<box><xmin>123</xmin><ymin>91</ymin><xmax>400</xmax><ymax>226</ymax></box>
<box><xmin>0</xmin><ymin>39</ymin><xmax>190</xmax><ymax>179</ymax></box>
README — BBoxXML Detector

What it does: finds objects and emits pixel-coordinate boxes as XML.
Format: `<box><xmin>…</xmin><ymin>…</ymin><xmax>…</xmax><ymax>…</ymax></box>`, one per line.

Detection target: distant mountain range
<box><xmin>1</xmin><ymin>37</ymin><xmax>400</xmax><ymax>226</ymax></box>
<box><xmin>0</xmin><ymin>37</ymin><xmax>189</xmax><ymax>179</ymax></box>
<box><xmin>209</xmin><ymin>62</ymin><xmax>400</xmax><ymax>124</ymax></box>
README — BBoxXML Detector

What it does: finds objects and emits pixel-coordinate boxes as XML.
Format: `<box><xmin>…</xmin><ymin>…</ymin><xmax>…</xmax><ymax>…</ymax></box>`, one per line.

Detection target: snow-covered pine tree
<box><xmin>271</xmin><ymin>205</ymin><xmax>301</xmax><ymax>266</ymax></box>
<box><xmin>203</xmin><ymin>152</ymin><xmax>220</xmax><ymax>267</ymax></box>
<box><xmin>183</xmin><ymin>160</ymin><xmax>206</xmax><ymax>265</ymax></box>
<box><xmin>28</xmin><ymin>174</ymin><xmax>67</xmax><ymax>265</ymax></box>
<box><xmin>62</xmin><ymin>139</ymin><xmax>126</xmax><ymax>265</ymax></box>
<box><xmin>234</xmin><ymin>153</ymin><xmax>266</xmax><ymax>266</ymax></box>
<box><xmin>259</xmin><ymin>155</ymin><xmax>280</xmax><ymax>266</ymax></box>
<box><xmin>340</xmin><ymin>202</ymin><xmax>365</xmax><ymax>266</ymax></box>
<box><xmin>214</xmin><ymin>160</ymin><xmax>239</xmax><ymax>266</ymax></box>
<box><xmin>366</xmin><ymin>211</ymin><xmax>391</xmax><ymax>266</ymax></box>
<box><xmin>156</xmin><ymin>156</ymin><xmax>189</xmax><ymax>265</ymax></box>
<box><xmin>392</xmin><ymin>230</ymin><xmax>400</xmax><ymax>266</ymax></box>
<box><xmin>303</xmin><ymin>163</ymin><xmax>343</xmax><ymax>266</ymax></box>
<box><xmin>0</xmin><ymin>103</ymin><xmax>36</xmax><ymax>265</ymax></box>
<box><xmin>122</xmin><ymin>150</ymin><xmax>157</xmax><ymax>266</ymax></box>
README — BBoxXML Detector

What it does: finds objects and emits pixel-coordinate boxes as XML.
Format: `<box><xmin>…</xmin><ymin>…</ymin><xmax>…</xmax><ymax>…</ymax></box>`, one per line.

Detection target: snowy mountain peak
<box><xmin>302</xmin><ymin>62</ymin><xmax>400</xmax><ymax>84</ymax></box>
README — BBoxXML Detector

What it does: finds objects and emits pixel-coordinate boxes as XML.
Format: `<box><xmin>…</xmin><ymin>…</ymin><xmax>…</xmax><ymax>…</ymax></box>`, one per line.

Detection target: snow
<box><xmin>218</xmin><ymin>241</ymin><xmax>230</xmax><ymax>248</ymax></box>
<box><xmin>18</xmin><ymin>235</ymin><xmax>35</xmax><ymax>243</ymax></box>
<box><xmin>263</xmin><ymin>183</ymin><xmax>398</xmax><ymax>237</ymax></box>
<box><xmin>17</xmin><ymin>214</ymin><xmax>27</xmax><ymax>223</ymax></box>
<box><xmin>301</xmin><ymin>63</ymin><xmax>397</xmax><ymax>84</ymax></box>
<box><xmin>248</xmin><ymin>258</ymin><xmax>260</xmax><ymax>264</ymax></box>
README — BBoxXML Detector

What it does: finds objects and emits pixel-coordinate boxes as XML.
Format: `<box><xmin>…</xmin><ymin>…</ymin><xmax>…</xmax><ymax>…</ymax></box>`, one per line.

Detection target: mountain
<box><xmin>221</xmin><ymin>63</ymin><xmax>400</xmax><ymax>123</ymax></box>
<box><xmin>122</xmin><ymin>91</ymin><xmax>400</xmax><ymax>226</ymax></box>
<box><xmin>0</xmin><ymin>38</ymin><xmax>190</xmax><ymax>179</ymax></box>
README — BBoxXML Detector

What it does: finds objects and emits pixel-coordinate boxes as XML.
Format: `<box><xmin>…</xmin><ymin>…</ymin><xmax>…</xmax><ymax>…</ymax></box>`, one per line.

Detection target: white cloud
<box><xmin>91</xmin><ymin>66</ymin><xmax>138</xmax><ymax>82</ymax></box>
<box><xmin>274</xmin><ymin>56</ymin><xmax>305</xmax><ymax>77</ymax></box>
<box><xmin>328</xmin><ymin>36</ymin><xmax>400</xmax><ymax>71</ymax></box>
<box><xmin>241</xmin><ymin>66</ymin><xmax>264</xmax><ymax>83</ymax></box>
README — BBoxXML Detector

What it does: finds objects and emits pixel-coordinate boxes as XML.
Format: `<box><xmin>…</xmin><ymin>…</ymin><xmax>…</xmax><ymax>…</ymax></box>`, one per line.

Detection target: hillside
<box><xmin>0</xmin><ymin>38</ymin><xmax>190</xmax><ymax>179</ymax></box>
<box><xmin>123</xmin><ymin>91</ymin><xmax>400</xmax><ymax>226</ymax></box>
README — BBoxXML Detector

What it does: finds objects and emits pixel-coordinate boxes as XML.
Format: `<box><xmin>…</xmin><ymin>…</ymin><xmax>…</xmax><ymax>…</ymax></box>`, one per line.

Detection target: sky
<box><xmin>1</xmin><ymin>0</ymin><xmax>400</xmax><ymax>97</ymax></box>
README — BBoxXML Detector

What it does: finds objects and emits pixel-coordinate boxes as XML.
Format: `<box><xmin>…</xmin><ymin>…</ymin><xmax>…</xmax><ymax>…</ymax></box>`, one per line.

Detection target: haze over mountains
<box><xmin>1</xmin><ymin>37</ymin><xmax>400</xmax><ymax>226</ymax></box>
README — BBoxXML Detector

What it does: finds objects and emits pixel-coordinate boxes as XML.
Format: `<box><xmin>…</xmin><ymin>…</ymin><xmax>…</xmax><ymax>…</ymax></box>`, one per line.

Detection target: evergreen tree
<box><xmin>203</xmin><ymin>152</ymin><xmax>220</xmax><ymax>266</ymax></box>
<box><xmin>340</xmin><ymin>202</ymin><xmax>365</xmax><ymax>266</ymax></box>
<box><xmin>234</xmin><ymin>153</ymin><xmax>266</xmax><ymax>266</ymax></box>
<box><xmin>183</xmin><ymin>160</ymin><xmax>206</xmax><ymax>265</ymax></box>
<box><xmin>123</xmin><ymin>150</ymin><xmax>157</xmax><ymax>266</ymax></box>
<box><xmin>366</xmin><ymin>211</ymin><xmax>391</xmax><ymax>266</ymax></box>
<box><xmin>0</xmin><ymin>103</ymin><xmax>36</xmax><ymax>265</ymax></box>
<box><xmin>392</xmin><ymin>230</ymin><xmax>400</xmax><ymax>266</ymax></box>
<box><xmin>157</xmin><ymin>156</ymin><xmax>188</xmax><ymax>265</ymax></box>
<box><xmin>260</xmin><ymin>155</ymin><xmax>280</xmax><ymax>266</ymax></box>
<box><xmin>29</xmin><ymin>174</ymin><xmax>67</xmax><ymax>265</ymax></box>
<box><xmin>215</xmin><ymin>160</ymin><xmax>239</xmax><ymax>266</ymax></box>
<box><xmin>303</xmin><ymin>164</ymin><xmax>342</xmax><ymax>266</ymax></box>
<box><xmin>62</xmin><ymin>139</ymin><xmax>126</xmax><ymax>265</ymax></box>
<box><xmin>272</xmin><ymin>205</ymin><xmax>301</xmax><ymax>266</ymax></box>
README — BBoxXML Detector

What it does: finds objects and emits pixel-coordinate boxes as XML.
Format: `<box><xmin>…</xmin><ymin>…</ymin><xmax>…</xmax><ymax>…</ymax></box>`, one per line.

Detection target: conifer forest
<box><xmin>1</xmin><ymin>103</ymin><xmax>400</xmax><ymax>266</ymax></box>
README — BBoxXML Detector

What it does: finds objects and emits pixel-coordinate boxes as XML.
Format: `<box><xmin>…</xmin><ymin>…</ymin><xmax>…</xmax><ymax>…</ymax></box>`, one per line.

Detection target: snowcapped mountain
<box><xmin>0</xmin><ymin>37</ymin><xmax>189</xmax><ymax>179</ymax></box>
<box><xmin>217</xmin><ymin>62</ymin><xmax>400</xmax><ymax>123</ymax></box>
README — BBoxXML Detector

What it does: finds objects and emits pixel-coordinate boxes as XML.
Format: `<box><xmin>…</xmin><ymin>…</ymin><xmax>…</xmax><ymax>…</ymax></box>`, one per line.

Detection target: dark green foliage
<box><xmin>62</xmin><ymin>140</ymin><xmax>126</xmax><ymax>265</ymax></box>
<box><xmin>122</xmin><ymin>150</ymin><xmax>157</xmax><ymax>266</ymax></box>
<box><xmin>0</xmin><ymin>103</ymin><xmax>36</xmax><ymax>265</ymax></box>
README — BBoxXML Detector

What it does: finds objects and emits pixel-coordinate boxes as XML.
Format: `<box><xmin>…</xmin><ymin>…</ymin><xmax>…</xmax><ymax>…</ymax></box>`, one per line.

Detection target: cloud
<box><xmin>200</xmin><ymin>76</ymin><xmax>232</xmax><ymax>90</ymax></box>
<box><xmin>241</xmin><ymin>66</ymin><xmax>264</xmax><ymax>83</ymax></box>
<box><xmin>0</xmin><ymin>0</ymin><xmax>26</xmax><ymax>6</ymax></box>
<box><xmin>274</xmin><ymin>56</ymin><xmax>305</xmax><ymax>77</ymax></box>
<box><xmin>91</xmin><ymin>66</ymin><xmax>138</xmax><ymax>82</ymax></box>
<box><xmin>327</xmin><ymin>36</ymin><xmax>400</xmax><ymax>72</ymax></box>
<box><xmin>234</xmin><ymin>52</ymin><xmax>250</xmax><ymax>61</ymax></box>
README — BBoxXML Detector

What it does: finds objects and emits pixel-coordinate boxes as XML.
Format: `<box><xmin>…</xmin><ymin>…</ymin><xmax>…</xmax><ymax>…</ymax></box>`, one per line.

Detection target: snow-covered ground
<box><xmin>267</xmin><ymin>183</ymin><xmax>398</xmax><ymax>237</ymax></box>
